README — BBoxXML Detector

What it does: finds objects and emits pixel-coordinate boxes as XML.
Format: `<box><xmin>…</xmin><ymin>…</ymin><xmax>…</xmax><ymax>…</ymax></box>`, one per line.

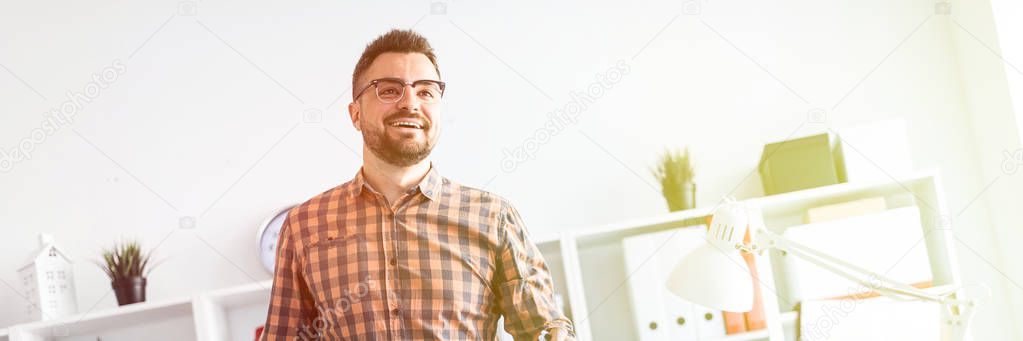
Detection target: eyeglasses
<box><xmin>354</xmin><ymin>77</ymin><xmax>446</xmax><ymax>104</ymax></box>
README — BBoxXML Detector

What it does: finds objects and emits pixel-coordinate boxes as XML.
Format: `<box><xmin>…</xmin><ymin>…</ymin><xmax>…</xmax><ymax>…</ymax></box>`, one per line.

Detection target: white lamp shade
<box><xmin>666</xmin><ymin>243</ymin><xmax>754</xmax><ymax>312</ymax></box>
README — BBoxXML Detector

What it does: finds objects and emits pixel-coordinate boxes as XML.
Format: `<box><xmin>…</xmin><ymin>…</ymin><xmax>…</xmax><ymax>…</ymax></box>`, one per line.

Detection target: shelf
<box><xmin>572</xmin><ymin>170</ymin><xmax>937</xmax><ymax>246</ymax></box>
<box><xmin>574</xmin><ymin>206</ymin><xmax>714</xmax><ymax>245</ymax></box>
<box><xmin>203</xmin><ymin>280</ymin><xmax>272</xmax><ymax>309</ymax></box>
<box><xmin>748</xmin><ymin>172</ymin><xmax>939</xmax><ymax>232</ymax></box>
<box><xmin>194</xmin><ymin>280</ymin><xmax>273</xmax><ymax>341</ymax></box>
<box><xmin>709</xmin><ymin>330</ymin><xmax>770</xmax><ymax>341</ymax></box>
<box><xmin>704</xmin><ymin>312</ymin><xmax>798</xmax><ymax>341</ymax></box>
<box><xmin>13</xmin><ymin>296</ymin><xmax>193</xmax><ymax>339</ymax></box>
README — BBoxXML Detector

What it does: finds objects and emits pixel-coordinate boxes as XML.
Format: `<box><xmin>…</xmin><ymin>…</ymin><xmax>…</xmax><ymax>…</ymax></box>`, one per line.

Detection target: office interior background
<box><xmin>2</xmin><ymin>0</ymin><xmax>1022</xmax><ymax>340</ymax></box>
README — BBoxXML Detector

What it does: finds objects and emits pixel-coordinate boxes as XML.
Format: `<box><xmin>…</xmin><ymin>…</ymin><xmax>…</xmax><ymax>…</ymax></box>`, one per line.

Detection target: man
<box><xmin>262</xmin><ymin>29</ymin><xmax>575</xmax><ymax>340</ymax></box>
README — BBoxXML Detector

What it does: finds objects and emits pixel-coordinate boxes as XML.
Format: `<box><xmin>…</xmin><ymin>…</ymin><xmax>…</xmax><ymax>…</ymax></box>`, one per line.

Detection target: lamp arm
<box><xmin>752</xmin><ymin>228</ymin><xmax>969</xmax><ymax>306</ymax></box>
<box><xmin>748</xmin><ymin>227</ymin><xmax>981</xmax><ymax>340</ymax></box>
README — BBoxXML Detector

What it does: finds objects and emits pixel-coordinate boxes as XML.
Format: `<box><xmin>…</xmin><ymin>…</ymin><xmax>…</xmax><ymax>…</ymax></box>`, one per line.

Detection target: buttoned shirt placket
<box><xmin>370</xmin><ymin>186</ymin><xmax>419</xmax><ymax>340</ymax></box>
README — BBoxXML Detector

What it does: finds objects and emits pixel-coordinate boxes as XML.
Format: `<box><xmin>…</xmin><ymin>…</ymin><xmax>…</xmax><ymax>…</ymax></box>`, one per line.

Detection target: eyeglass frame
<box><xmin>353</xmin><ymin>77</ymin><xmax>447</xmax><ymax>104</ymax></box>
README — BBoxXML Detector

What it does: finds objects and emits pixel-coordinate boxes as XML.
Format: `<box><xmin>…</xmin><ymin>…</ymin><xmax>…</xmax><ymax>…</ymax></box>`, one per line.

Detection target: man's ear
<box><xmin>348</xmin><ymin>101</ymin><xmax>361</xmax><ymax>132</ymax></box>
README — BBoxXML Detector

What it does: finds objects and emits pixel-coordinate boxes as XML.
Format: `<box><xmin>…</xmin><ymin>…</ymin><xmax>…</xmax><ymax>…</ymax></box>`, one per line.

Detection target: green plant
<box><xmin>652</xmin><ymin>147</ymin><xmax>695</xmax><ymax>188</ymax></box>
<box><xmin>652</xmin><ymin>147</ymin><xmax>697</xmax><ymax>211</ymax></box>
<box><xmin>96</xmin><ymin>240</ymin><xmax>157</xmax><ymax>281</ymax></box>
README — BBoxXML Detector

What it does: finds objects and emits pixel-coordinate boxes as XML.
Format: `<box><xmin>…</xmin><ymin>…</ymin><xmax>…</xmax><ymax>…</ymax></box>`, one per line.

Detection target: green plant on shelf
<box><xmin>95</xmin><ymin>239</ymin><xmax>160</xmax><ymax>306</ymax></box>
<box><xmin>652</xmin><ymin>147</ymin><xmax>697</xmax><ymax>212</ymax></box>
<box><xmin>96</xmin><ymin>240</ymin><xmax>156</xmax><ymax>281</ymax></box>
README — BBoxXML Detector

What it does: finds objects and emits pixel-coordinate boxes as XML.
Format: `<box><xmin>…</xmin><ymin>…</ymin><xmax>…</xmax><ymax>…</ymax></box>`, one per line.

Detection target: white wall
<box><xmin>0</xmin><ymin>0</ymin><xmax>1018</xmax><ymax>339</ymax></box>
<box><xmin>951</xmin><ymin>0</ymin><xmax>1023</xmax><ymax>339</ymax></box>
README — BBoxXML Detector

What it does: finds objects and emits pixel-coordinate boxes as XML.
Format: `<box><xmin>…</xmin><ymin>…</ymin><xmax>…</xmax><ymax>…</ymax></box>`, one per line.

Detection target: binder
<box><xmin>622</xmin><ymin>226</ymin><xmax>727</xmax><ymax>340</ymax></box>
<box><xmin>741</xmin><ymin>228</ymin><xmax>767</xmax><ymax>331</ymax></box>
<box><xmin>722</xmin><ymin>311</ymin><xmax>748</xmax><ymax>334</ymax></box>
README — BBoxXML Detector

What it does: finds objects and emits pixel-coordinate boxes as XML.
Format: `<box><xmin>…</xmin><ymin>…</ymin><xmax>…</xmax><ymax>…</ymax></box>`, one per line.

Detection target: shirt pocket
<box><xmin>454</xmin><ymin>255</ymin><xmax>498</xmax><ymax>318</ymax></box>
<box><xmin>304</xmin><ymin>234</ymin><xmax>369</xmax><ymax>309</ymax></box>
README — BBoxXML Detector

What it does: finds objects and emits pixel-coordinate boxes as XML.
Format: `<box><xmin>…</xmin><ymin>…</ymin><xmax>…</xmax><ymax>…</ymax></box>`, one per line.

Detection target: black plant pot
<box><xmin>111</xmin><ymin>277</ymin><xmax>147</xmax><ymax>306</ymax></box>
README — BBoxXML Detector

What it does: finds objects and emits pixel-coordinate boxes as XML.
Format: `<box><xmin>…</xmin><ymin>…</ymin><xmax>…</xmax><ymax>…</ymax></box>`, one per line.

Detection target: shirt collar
<box><xmin>348</xmin><ymin>162</ymin><xmax>443</xmax><ymax>202</ymax></box>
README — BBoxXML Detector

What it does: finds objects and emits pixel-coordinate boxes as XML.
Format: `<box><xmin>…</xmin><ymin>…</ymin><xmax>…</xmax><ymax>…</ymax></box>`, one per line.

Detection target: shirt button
<box><xmin>392</xmin><ymin>308</ymin><xmax>400</xmax><ymax>315</ymax></box>
<box><xmin>389</xmin><ymin>258</ymin><xmax>397</xmax><ymax>266</ymax></box>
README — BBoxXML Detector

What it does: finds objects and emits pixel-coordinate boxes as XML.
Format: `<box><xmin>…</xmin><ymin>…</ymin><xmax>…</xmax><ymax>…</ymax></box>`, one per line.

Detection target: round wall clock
<box><xmin>257</xmin><ymin>204</ymin><xmax>297</xmax><ymax>274</ymax></box>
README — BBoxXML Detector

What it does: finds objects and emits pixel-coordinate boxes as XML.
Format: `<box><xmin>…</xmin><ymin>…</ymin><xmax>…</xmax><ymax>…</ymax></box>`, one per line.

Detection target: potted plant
<box><xmin>96</xmin><ymin>240</ymin><xmax>157</xmax><ymax>306</ymax></box>
<box><xmin>652</xmin><ymin>147</ymin><xmax>696</xmax><ymax>212</ymax></box>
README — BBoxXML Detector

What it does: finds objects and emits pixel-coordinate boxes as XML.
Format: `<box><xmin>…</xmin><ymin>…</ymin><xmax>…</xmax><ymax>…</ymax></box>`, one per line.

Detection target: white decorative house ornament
<box><xmin>18</xmin><ymin>233</ymin><xmax>79</xmax><ymax>321</ymax></box>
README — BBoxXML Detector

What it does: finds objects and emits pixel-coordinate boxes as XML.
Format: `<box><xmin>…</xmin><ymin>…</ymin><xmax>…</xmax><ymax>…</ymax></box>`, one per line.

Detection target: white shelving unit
<box><xmin>193</xmin><ymin>280</ymin><xmax>272</xmax><ymax>341</ymax></box>
<box><xmin>556</xmin><ymin>170</ymin><xmax>958</xmax><ymax>340</ymax></box>
<box><xmin>1</xmin><ymin>170</ymin><xmax>958</xmax><ymax>341</ymax></box>
<box><xmin>7</xmin><ymin>296</ymin><xmax>194</xmax><ymax>341</ymax></box>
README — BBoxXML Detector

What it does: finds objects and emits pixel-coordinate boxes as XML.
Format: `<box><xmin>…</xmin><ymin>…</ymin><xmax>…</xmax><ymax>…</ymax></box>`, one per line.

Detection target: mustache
<box><xmin>385</xmin><ymin>110</ymin><xmax>430</xmax><ymax>129</ymax></box>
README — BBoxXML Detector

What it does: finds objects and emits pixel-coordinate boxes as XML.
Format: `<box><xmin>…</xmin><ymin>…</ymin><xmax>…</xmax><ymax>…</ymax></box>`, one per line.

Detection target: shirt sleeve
<box><xmin>261</xmin><ymin>216</ymin><xmax>319</xmax><ymax>340</ymax></box>
<box><xmin>494</xmin><ymin>203</ymin><xmax>575</xmax><ymax>340</ymax></box>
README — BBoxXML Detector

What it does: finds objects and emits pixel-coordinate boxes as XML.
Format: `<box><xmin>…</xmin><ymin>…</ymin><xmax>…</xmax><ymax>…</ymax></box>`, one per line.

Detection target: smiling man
<box><xmin>261</xmin><ymin>29</ymin><xmax>575</xmax><ymax>340</ymax></box>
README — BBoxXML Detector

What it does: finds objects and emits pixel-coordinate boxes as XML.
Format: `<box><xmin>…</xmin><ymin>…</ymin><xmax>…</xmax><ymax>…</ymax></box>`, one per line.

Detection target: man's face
<box><xmin>349</xmin><ymin>52</ymin><xmax>441</xmax><ymax>167</ymax></box>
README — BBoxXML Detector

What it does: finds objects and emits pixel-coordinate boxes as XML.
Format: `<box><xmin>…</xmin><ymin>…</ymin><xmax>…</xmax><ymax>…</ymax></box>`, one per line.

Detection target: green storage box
<box><xmin>758</xmin><ymin>133</ymin><xmax>846</xmax><ymax>195</ymax></box>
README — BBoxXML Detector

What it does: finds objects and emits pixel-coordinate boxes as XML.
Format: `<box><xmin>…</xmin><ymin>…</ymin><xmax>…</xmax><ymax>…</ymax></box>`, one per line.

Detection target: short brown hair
<box><xmin>352</xmin><ymin>29</ymin><xmax>441</xmax><ymax>98</ymax></box>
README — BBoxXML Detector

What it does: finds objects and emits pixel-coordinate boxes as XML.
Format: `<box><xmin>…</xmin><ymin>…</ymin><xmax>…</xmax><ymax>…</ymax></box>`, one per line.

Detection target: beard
<box><xmin>361</xmin><ymin>110</ymin><xmax>437</xmax><ymax>167</ymax></box>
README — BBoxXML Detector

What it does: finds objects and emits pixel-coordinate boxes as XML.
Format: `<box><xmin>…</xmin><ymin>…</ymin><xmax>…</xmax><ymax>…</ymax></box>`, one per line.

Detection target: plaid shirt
<box><xmin>262</xmin><ymin>163</ymin><xmax>573</xmax><ymax>340</ymax></box>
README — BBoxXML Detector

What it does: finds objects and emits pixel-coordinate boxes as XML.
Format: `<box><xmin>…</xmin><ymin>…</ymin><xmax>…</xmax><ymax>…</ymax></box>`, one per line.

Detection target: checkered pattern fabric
<box><xmin>262</xmin><ymin>163</ymin><xmax>573</xmax><ymax>340</ymax></box>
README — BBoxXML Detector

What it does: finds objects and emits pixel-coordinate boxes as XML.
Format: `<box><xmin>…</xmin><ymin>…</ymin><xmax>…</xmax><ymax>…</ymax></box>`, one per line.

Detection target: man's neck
<box><xmin>361</xmin><ymin>153</ymin><xmax>432</xmax><ymax>208</ymax></box>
